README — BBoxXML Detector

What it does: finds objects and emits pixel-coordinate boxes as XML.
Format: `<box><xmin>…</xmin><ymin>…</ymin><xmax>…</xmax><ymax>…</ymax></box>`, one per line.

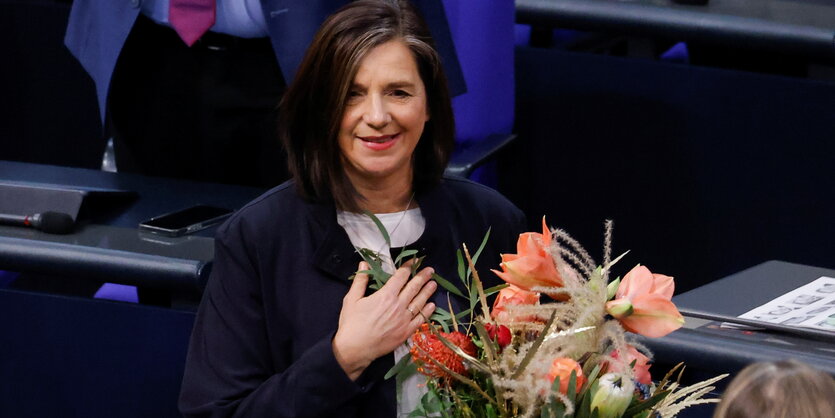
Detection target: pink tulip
<box><xmin>491</xmin><ymin>217</ymin><xmax>563</xmax><ymax>293</ymax></box>
<box><xmin>491</xmin><ymin>285</ymin><xmax>540</xmax><ymax>323</ymax></box>
<box><xmin>605</xmin><ymin>265</ymin><xmax>684</xmax><ymax>338</ymax></box>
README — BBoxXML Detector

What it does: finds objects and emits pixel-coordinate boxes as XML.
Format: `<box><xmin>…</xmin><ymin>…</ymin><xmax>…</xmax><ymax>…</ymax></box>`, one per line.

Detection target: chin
<box><xmin>359</xmin><ymin>167</ymin><xmax>397</xmax><ymax>179</ymax></box>
<box><xmin>352</xmin><ymin>163</ymin><xmax>410</xmax><ymax>182</ymax></box>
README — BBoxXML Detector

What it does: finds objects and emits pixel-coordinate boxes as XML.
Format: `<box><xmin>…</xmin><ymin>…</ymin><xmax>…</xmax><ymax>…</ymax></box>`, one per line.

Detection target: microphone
<box><xmin>0</xmin><ymin>211</ymin><xmax>75</xmax><ymax>234</ymax></box>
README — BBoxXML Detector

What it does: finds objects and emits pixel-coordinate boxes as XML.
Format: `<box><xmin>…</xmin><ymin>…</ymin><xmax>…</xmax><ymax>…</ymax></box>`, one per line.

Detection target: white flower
<box><xmin>591</xmin><ymin>373</ymin><xmax>635</xmax><ymax>418</ymax></box>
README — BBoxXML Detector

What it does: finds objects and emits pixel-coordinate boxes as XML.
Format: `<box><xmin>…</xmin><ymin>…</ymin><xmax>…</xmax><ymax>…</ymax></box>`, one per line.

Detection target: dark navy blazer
<box><xmin>179</xmin><ymin>177</ymin><xmax>525</xmax><ymax>417</ymax></box>
<box><xmin>64</xmin><ymin>0</ymin><xmax>466</xmax><ymax>122</ymax></box>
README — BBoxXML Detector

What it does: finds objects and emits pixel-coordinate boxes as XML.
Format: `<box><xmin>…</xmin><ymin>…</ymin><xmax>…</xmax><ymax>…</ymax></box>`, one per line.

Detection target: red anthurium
<box><xmin>491</xmin><ymin>217</ymin><xmax>563</xmax><ymax>293</ymax></box>
<box><xmin>605</xmin><ymin>265</ymin><xmax>684</xmax><ymax>338</ymax></box>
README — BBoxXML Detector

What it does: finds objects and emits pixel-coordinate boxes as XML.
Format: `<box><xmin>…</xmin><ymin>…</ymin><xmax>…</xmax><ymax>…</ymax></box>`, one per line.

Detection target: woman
<box><xmin>713</xmin><ymin>360</ymin><xmax>835</xmax><ymax>418</ymax></box>
<box><xmin>179</xmin><ymin>1</ymin><xmax>525</xmax><ymax>417</ymax></box>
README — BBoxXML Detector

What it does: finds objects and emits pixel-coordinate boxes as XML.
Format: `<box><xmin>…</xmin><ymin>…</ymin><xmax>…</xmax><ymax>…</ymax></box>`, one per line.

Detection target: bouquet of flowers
<box><xmin>359</xmin><ymin>217</ymin><xmax>726</xmax><ymax>417</ymax></box>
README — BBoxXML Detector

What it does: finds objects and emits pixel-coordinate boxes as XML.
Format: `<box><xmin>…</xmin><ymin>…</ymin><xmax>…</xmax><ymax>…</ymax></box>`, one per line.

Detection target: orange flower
<box><xmin>546</xmin><ymin>357</ymin><xmax>585</xmax><ymax>395</ymax></box>
<box><xmin>491</xmin><ymin>217</ymin><xmax>563</xmax><ymax>293</ymax></box>
<box><xmin>605</xmin><ymin>265</ymin><xmax>684</xmax><ymax>338</ymax></box>
<box><xmin>491</xmin><ymin>285</ymin><xmax>540</xmax><ymax>323</ymax></box>
<box><xmin>608</xmin><ymin>345</ymin><xmax>651</xmax><ymax>385</ymax></box>
<box><xmin>410</xmin><ymin>324</ymin><xmax>477</xmax><ymax>379</ymax></box>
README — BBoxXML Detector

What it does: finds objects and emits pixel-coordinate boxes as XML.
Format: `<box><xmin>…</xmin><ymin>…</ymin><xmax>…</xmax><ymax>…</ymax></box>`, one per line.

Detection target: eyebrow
<box><xmin>351</xmin><ymin>81</ymin><xmax>417</xmax><ymax>90</ymax></box>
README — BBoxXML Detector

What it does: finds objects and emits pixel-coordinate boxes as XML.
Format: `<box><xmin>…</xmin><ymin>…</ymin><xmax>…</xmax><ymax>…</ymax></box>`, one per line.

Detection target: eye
<box><xmin>346</xmin><ymin>90</ymin><xmax>363</xmax><ymax>103</ymax></box>
<box><xmin>390</xmin><ymin>89</ymin><xmax>412</xmax><ymax>98</ymax></box>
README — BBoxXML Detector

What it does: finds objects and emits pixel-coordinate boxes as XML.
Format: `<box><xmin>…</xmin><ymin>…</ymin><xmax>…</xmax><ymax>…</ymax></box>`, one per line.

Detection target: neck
<box><xmin>350</xmin><ymin>174</ymin><xmax>415</xmax><ymax>214</ymax></box>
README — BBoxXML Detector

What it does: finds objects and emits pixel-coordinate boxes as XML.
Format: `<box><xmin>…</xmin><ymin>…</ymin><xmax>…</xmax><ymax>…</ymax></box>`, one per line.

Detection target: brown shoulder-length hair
<box><xmin>713</xmin><ymin>360</ymin><xmax>835</xmax><ymax>418</ymax></box>
<box><xmin>278</xmin><ymin>0</ymin><xmax>455</xmax><ymax>212</ymax></box>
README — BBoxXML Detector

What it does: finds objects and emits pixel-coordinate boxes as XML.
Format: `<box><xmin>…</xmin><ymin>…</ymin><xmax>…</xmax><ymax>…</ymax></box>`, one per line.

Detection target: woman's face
<box><xmin>338</xmin><ymin>39</ymin><xmax>430</xmax><ymax>188</ymax></box>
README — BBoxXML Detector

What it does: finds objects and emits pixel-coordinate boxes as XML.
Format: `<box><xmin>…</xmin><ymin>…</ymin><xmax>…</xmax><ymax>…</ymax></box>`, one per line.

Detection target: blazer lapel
<box><xmin>310</xmin><ymin>202</ymin><xmax>363</xmax><ymax>283</ymax></box>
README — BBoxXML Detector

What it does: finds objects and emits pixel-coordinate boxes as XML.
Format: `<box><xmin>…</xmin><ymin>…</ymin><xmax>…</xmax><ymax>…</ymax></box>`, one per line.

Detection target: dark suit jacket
<box><xmin>179</xmin><ymin>177</ymin><xmax>525</xmax><ymax>417</ymax></box>
<box><xmin>64</xmin><ymin>0</ymin><xmax>465</xmax><ymax>123</ymax></box>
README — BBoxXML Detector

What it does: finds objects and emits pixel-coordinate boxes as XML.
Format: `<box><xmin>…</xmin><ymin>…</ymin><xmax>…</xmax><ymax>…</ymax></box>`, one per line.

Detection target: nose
<box><xmin>361</xmin><ymin>94</ymin><xmax>391</xmax><ymax>128</ymax></box>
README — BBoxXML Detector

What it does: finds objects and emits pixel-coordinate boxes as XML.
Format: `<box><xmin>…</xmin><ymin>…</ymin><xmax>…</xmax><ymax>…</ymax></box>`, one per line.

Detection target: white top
<box><xmin>336</xmin><ymin>208</ymin><xmax>428</xmax><ymax>417</ymax></box>
<box><xmin>141</xmin><ymin>0</ymin><xmax>269</xmax><ymax>38</ymax></box>
<box><xmin>337</xmin><ymin>208</ymin><xmax>425</xmax><ymax>273</ymax></box>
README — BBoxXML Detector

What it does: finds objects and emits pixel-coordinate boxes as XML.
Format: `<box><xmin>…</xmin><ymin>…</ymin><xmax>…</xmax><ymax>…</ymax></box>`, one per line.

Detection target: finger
<box><xmin>406</xmin><ymin>279</ymin><xmax>437</xmax><ymax>316</ymax></box>
<box><xmin>345</xmin><ymin>262</ymin><xmax>370</xmax><ymax>302</ymax></box>
<box><xmin>379</xmin><ymin>262</ymin><xmax>415</xmax><ymax>296</ymax></box>
<box><xmin>410</xmin><ymin>302</ymin><xmax>436</xmax><ymax>329</ymax></box>
<box><xmin>398</xmin><ymin>267</ymin><xmax>434</xmax><ymax>304</ymax></box>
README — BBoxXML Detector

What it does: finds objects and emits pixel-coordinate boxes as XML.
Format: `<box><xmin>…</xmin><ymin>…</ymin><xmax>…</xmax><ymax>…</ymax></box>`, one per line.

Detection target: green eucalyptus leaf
<box><xmin>395</xmin><ymin>249</ymin><xmax>419</xmax><ymax>266</ymax></box>
<box><xmin>432</xmin><ymin>307</ymin><xmax>451</xmax><ymax>320</ymax></box>
<box><xmin>483</xmin><ymin>283</ymin><xmax>509</xmax><ymax>296</ymax></box>
<box><xmin>470</xmin><ymin>227</ymin><xmax>491</xmax><ymax>267</ymax></box>
<box><xmin>580</xmin><ymin>364</ymin><xmax>602</xmax><ymax>394</ymax></box>
<box><xmin>421</xmin><ymin>390</ymin><xmax>439</xmax><ymax>412</ymax></box>
<box><xmin>433</xmin><ymin>273</ymin><xmax>465</xmax><ymax>298</ymax></box>
<box><xmin>363</xmin><ymin>211</ymin><xmax>391</xmax><ymax>246</ymax></box>
<box><xmin>469</xmin><ymin>283</ymin><xmax>479</xmax><ymax>310</ymax></box>
<box><xmin>411</xmin><ymin>256</ymin><xmax>425</xmax><ymax>275</ymax></box>
<box><xmin>385</xmin><ymin>347</ymin><xmax>415</xmax><ymax>380</ymax></box>
<box><xmin>457</xmin><ymin>249</ymin><xmax>466</xmax><ymax>282</ymax></box>
<box><xmin>622</xmin><ymin>389</ymin><xmax>669</xmax><ymax>417</ymax></box>
<box><xmin>454</xmin><ymin>308</ymin><xmax>473</xmax><ymax>321</ymax></box>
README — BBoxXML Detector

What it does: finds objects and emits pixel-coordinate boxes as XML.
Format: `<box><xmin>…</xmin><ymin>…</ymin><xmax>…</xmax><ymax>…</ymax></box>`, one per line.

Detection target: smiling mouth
<box><xmin>359</xmin><ymin>133</ymin><xmax>399</xmax><ymax>143</ymax></box>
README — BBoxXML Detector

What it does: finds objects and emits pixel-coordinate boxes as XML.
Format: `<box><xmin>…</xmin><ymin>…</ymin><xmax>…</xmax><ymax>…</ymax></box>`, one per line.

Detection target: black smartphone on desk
<box><xmin>138</xmin><ymin>205</ymin><xmax>233</xmax><ymax>237</ymax></box>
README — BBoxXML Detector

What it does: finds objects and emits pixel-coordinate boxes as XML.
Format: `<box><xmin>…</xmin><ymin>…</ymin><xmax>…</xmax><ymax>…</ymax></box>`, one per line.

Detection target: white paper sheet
<box><xmin>728</xmin><ymin>276</ymin><xmax>835</xmax><ymax>331</ymax></box>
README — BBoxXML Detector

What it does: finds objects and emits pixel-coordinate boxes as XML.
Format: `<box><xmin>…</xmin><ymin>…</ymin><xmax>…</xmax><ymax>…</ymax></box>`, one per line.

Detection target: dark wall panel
<box><xmin>0</xmin><ymin>289</ymin><xmax>194</xmax><ymax>418</ymax></box>
<box><xmin>503</xmin><ymin>47</ymin><xmax>834</xmax><ymax>291</ymax></box>
<box><xmin>0</xmin><ymin>1</ymin><xmax>102</xmax><ymax>169</ymax></box>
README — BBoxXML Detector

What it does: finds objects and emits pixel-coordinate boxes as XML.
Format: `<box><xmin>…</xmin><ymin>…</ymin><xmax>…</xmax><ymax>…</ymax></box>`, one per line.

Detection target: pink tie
<box><xmin>169</xmin><ymin>0</ymin><xmax>216</xmax><ymax>46</ymax></box>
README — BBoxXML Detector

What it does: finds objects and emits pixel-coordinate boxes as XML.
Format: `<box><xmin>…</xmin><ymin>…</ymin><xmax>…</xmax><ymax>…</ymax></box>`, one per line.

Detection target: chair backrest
<box><xmin>444</xmin><ymin>0</ymin><xmax>515</xmax><ymax>143</ymax></box>
<box><xmin>441</xmin><ymin>0</ymin><xmax>516</xmax><ymax>182</ymax></box>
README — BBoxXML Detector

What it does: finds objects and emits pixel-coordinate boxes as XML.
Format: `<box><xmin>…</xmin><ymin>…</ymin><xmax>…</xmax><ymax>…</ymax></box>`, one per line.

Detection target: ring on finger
<box><xmin>407</xmin><ymin>306</ymin><xmax>416</xmax><ymax>316</ymax></box>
